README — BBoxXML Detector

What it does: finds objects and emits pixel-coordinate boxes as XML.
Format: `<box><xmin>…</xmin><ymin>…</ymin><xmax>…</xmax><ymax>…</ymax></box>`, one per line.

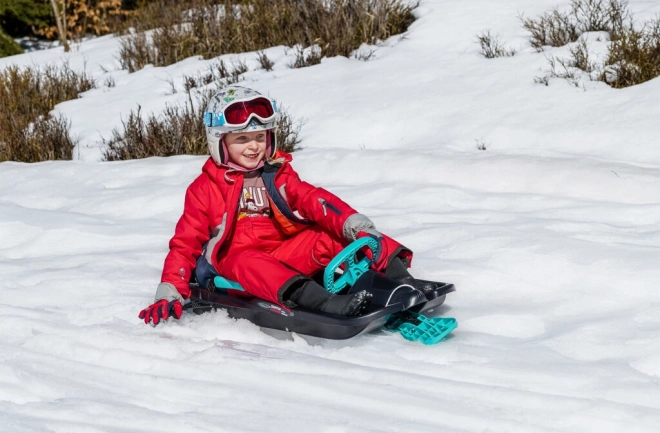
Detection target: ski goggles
<box><xmin>204</xmin><ymin>96</ymin><xmax>278</xmax><ymax>128</ymax></box>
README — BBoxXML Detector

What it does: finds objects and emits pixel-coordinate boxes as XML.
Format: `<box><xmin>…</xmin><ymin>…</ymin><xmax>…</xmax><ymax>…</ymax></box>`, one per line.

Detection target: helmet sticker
<box><xmin>223</xmin><ymin>88</ymin><xmax>237</xmax><ymax>103</ymax></box>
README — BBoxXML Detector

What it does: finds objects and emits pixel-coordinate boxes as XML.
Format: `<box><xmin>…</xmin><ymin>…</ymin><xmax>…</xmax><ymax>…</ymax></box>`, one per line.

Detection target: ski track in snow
<box><xmin>2</xmin><ymin>0</ymin><xmax>660</xmax><ymax>431</ymax></box>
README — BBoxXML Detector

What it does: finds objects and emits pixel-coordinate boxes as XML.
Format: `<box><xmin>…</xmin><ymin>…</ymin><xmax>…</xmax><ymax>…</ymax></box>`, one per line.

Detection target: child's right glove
<box><xmin>139</xmin><ymin>299</ymin><xmax>183</xmax><ymax>325</ymax></box>
<box><xmin>357</xmin><ymin>230</ymin><xmax>388</xmax><ymax>269</ymax></box>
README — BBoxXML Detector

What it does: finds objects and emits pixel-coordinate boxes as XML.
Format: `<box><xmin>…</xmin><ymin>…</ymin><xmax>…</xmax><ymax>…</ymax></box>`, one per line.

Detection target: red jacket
<box><xmin>161</xmin><ymin>152</ymin><xmax>359</xmax><ymax>298</ymax></box>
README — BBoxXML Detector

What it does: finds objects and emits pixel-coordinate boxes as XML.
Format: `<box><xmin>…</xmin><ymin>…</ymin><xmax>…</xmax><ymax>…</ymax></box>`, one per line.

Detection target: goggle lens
<box><xmin>223</xmin><ymin>97</ymin><xmax>274</xmax><ymax>124</ymax></box>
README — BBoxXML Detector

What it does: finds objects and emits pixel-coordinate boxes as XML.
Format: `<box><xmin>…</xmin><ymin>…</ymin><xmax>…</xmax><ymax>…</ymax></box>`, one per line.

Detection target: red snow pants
<box><xmin>215</xmin><ymin>217</ymin><xmax>404</xmax><ymax>305</ymax></box>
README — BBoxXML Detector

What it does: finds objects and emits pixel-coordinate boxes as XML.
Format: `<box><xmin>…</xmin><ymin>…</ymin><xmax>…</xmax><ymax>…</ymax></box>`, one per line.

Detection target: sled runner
<box><xmin>185</xmin><ymin>237</ymin><xmax>457</xmax><ymax>344</ymax></box>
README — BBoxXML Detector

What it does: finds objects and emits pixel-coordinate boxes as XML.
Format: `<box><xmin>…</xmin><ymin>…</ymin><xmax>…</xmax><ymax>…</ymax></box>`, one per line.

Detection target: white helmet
<box><xmin>204</xmin><ymin>85</ymin><xmax>279</xmax><ymax>166</ymax></box>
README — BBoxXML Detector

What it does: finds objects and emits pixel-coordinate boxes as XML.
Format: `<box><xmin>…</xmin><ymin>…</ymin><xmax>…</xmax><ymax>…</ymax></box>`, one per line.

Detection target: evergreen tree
<box><xmin>0</xmin><ymin>0</ymin><xmax>51</xmax><ymax>36</ymax></box>
<box><xmin>0</xmin><ymin>25</ymin><xmax>23</xmax><ymax>57</ymax></box>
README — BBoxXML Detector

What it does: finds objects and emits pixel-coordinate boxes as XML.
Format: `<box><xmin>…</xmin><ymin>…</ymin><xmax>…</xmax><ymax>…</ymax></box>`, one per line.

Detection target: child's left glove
<box><xmin>139</xmin><ymin>299</ymin><xmax>183</xmax><ymax>325</ymax></box>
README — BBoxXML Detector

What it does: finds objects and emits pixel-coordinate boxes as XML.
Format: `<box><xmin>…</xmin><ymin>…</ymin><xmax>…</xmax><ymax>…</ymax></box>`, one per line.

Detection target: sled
<box><xmin>185</xmin><ymin>237</ymin><xmax>457</xmax><ymax>344</ymax></box>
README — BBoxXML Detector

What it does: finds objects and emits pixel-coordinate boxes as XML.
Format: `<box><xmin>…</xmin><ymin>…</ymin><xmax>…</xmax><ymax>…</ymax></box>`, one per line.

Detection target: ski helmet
<box><xmin>204</xmin><ymin>85</ymin><xmax>279</xmax><ymax>166</ymax></box>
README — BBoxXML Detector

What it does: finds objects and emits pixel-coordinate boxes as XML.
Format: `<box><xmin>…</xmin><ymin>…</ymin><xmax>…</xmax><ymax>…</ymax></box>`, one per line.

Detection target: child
<box><xmin>139</xmin><ymin>85</ymin><xmax>426</xmax><ymax>325</ymax></box>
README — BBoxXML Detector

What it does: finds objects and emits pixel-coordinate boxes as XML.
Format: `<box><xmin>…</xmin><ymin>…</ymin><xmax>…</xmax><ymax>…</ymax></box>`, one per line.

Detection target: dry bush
<box><xmin>477</xmin><ymin>30</ymin><xmax>516</xmax><ymax>58</ymax></box>
<box><xmin>0</xmin><ymin>114</ymin><xmax>76</xmax><ymax>162</ymax></box>
<box><xmin>103</xmin><ymin>95</ymin><xmax>305</xmax><ymax>160</ymax></box>
<box><xmin>118</xmin><ymin>0</ymin><xmax>417</xmax><ymax>72</ymax></box>
<box><xmin>103</xmin><ymin>62</ymin><xmax>304</xmax><ymax>160</ymax></box>
<box><xmin>525</xmin><ymin>0</ymin><xmax>659</xmax><ymax>88</ymax></box>
<box><xmin>275</xmin><ymin>106</ymin><xmax>305</xmax><ymax>153</ymax></box>
<box><xmin>535</xmin><ymin>38</ymin><xmax>600</xmax><ymax>87</ymax></box>
<box><xmin>179</xmin><ymin>59</ymin><xmax>248</xmax><ymax>93</ymax></box>
<box><xmin>569</xmin><ymin>38</ymin><xmax>598</xmax><ymax>73</ymax></box>
<box><xmin>288</xmin><ymin>45</ymin><xmax>323</xmax><ymax>68</ymax></box>
<box><xmin>603</xmin><ymin>16</ymin><xmax>660</xmax><ymax>87</ymax></box>
<box><xmin>521</xmin><ymin>0</ymin><xmax>629</xmax><ymax>51</ymax></box>
<box><xmin>256</xmin><ymin>51</ymin><xmax>274</xmax><ymax>71</ymax></box>
<box><xmin>521</xmin><ymin>8</ymin><xmax>579</xmax><ymax>50</ymax></box>
<box><xmin>102</xmin><ymin>101</ymin><xmax>207</xmax><ymax>160</ymax></box>
<box><xmin>535</xmin><ymin>53</ymin><xmax>586</xmax><ymax>87</ymax></box>
<box><xmin>0</xmin><ymin>63</ymin><xmax>95</xmax><ymax>162</ymax></box>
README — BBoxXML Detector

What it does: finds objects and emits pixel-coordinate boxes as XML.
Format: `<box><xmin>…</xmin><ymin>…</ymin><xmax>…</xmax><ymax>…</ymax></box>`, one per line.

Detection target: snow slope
<box><xmin>2</xmin><ymin>0</ymin><xmax>660</xmax><ymax>431</ymax></box>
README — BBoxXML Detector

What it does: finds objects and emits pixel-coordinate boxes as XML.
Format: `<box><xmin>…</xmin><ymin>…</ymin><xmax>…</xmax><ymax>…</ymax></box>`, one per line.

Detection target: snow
<box><xmin>2</xmin><ymin>0</ymin><xmax>660</xmax><ymax>431</ymax></box>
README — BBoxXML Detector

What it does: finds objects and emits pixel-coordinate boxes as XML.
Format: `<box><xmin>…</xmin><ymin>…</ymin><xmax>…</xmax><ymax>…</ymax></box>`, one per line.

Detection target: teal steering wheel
<box><xmin>323</xmin><ymin>237</ymin><xmax>380</xmax><ymax>294</ymax></box>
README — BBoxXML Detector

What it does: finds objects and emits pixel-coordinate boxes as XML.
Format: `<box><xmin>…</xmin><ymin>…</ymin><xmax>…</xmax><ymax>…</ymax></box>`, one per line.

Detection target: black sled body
<box><xmin>187</xmin><ymin>270</ymin><xmax>455</xmax><ymax>340</ymax></box>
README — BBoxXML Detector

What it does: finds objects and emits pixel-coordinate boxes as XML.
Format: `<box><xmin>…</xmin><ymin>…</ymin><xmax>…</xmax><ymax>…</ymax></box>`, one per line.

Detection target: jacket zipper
<box><xmin>318</xmin><ymin>198</ymin><xmax>341</xmax><ymax>216</ymax></box>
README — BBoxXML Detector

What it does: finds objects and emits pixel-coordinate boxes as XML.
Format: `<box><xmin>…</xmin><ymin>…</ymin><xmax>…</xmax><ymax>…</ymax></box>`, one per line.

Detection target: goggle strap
<box><xmin>203</xmin><ymin>112</ymin><xmax>225</xmax><ymax>127</ymax></box>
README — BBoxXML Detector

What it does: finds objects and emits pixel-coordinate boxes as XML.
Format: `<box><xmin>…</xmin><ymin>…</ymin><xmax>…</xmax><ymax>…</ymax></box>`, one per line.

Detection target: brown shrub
<box><xmin>477</xmin><ymin>30</ymin><xmax>516</xmax><ymax>58</ymax></box>
<box><xmin>103</xmin><ymin>96</ymin><xmax>304</xmax><ymax>161</ymax></box>
<box><xmin>521</xmin><ymin>0</ymin><xmax>629</xmax><ymax>51</ymax></box>
<box><xmin>103</xmin><ymin>62</ymin><xmax>304</xmax><ymax>160</ymax></box>
<box><xmin>603</xmin><ymin>17</ymin><xmax>660</xmax><ymax>87</ymax></box>
<box><xmin>0</xmin><ymin>63</ymin><xmax>95</xmax><ymax>162</ymax></box>
<box><xmin>118</xmin><ymin>0</ymin><xmax>417</xmax><ymax>72</ymax></box>
<box><xmin>524</xmin><ymin>0</ymin><xmax>660</xmax><ymax>88</ymax></box>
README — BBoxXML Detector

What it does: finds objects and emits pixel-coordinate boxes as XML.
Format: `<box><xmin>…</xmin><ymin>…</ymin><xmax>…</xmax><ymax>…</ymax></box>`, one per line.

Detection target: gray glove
<box><xmin>154</xmin><ymin>282</ymin><xmax>185</xmax><ymax>303</ymax></box>
<box><xmin>342</xmin><ymin>213</ymin><xmax>381</xmax><ymax>241</ymax></box>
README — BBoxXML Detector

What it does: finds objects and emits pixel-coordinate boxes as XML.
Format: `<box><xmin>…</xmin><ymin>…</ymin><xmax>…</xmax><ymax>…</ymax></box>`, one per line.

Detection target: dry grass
<box><xmin>103</xmin><ymin>94</ymin><xmax>305</xmax><ymax>161</ymax></box>
<box><xmin>256</xmin><ymin>51</ymin><xmax>275</xmax><ymax>71</ymax></box>
<box><xmin>603</xmin><ymin>16</ymin><xmax>660</xmax><ymax>88</ymax></box>
<box><xmin>102</xmin><ymin>101</ymin><xmax>206</xmax><ymax>161</ymax></box>
<box><xmin>103</xmin><ymin>61</ymin><xmax>304</xmax><ymax>161</ymax></box>
<box><xmin>0</xmin><ymin>63</ymin><xmax>95</xmax><ymax>162</ymax></box>
<box><xmin>275</xmin><ymin>106</ymin><xmax>306</xmax><ymax>154</ymax></box>
<box><xmin>288</xmin><ymin>45</ymin><xmax>323</xmax><ymax>68</ymax></box>
<box><xmin>104</xmin><ymin>0</ymin><xmax>416</xmax><ymax>159</ymax></box>
<box><xmin>521</xmin><ymin>0</ymin><xmax>629</xmax><ymax>51</ymax></box>
<box><xmin>524</xmin><ymin>0</ymin><xmax>660</xmax><ymax>88</ymax></box>
<box><xmin>477</xmin><ymin>30</ymin><xmax>516</xmax><ymax>58</ymax></box>
<box><xmin>118</xmin><ymin>0</ymin><xmax>417</xmax><ymax>72</ymax></box>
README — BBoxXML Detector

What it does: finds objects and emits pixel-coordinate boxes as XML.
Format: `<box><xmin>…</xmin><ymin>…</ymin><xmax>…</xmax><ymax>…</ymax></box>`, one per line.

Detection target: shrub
<box><xmin>521</xmin><ymin>0</ymin><xmax>629</xmax><ymax>51</ymax></box>
<box><xmin>603</xmin><ymin>16</ymin><xmax>660</xmax><ymax>88</ymax></box>
<box><xmin>0</xmin><ymin>26</ymin><xmax>23</xmax><ymax>57</ymax></box>
<box><xmin>0</xmin><ymin>0</ymin><xmax>51</xmax><ymax>38</ymax></box>
<box><xmin>288</xmin><ymin>45</ymin><xmax>323</xmax><ymax>68</ymax></box>
<box><xmin>118</xmin><ymin>0</ymin><xmax>417</xmax><ymax>72</ymax></box>
<box><xmin>524</xmin><ymin>0</ymin><xmax>660</xmax><ymax>88</ymax></box>
<box><xmin>179</xmin><ymin>59</ymin><xmax>248</xmax><ymax>93</ymax></box>
<box><xmin>275</xmin><ymin>106</ymin><xmax>305</xmax><ymax>154</ymax></box>
<box><xmin>103</xmin><ymin>62</ymin><xmax>304</xmax><ymax>160</ymax></box>
<box><xmin>0</xmin><ymin>63</ymin><xmax>95</xmax><ymax>162</ymax></box>
<box><xmin>102</xmin><ymin>101</ymin><xmax>206</xmax><ymax>161</ymax></box>
<box><xmin>103</xmin><ymin>95</ymin><xmax>305</xmax><ymax>160</ymax></box>
<box><xmin>521</xmin><ymin>7</ymin><xmax>579</xmax><ymax>51</ymax></box>
<box><xmin>0</xmin><ymin>114</ymin><xmax>76</xmax><ymax>162</ymax></box>
<box><xmin>477</xmin><ymin>30</ymin><xmax>516</xmax><ymax>58</ymax></box>
<box><xmin>256</xmin><ymin>51</ymin><xmax>274</xmax><ymax>71</ymax></box>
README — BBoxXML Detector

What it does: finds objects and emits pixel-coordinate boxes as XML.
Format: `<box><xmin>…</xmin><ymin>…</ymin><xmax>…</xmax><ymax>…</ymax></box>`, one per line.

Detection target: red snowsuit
<box><xmin>161</xmin><ymin>151</ymin><xmax>410</xmax><ymax>305</ymax></box>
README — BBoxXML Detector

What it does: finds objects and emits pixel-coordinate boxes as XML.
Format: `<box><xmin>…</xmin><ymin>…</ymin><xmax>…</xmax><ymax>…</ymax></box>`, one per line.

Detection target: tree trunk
<box><xmin>49</xmin><ymin>0</ymin><xmax>70</xmax><ymax>52</ymax></box>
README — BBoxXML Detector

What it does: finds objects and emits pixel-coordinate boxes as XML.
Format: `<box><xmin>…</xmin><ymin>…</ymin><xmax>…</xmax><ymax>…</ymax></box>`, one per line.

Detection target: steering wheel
<box><xmin>323</xmin><ymin>236</ymin><xmax>380</xmax><ymax>294</ymax></box>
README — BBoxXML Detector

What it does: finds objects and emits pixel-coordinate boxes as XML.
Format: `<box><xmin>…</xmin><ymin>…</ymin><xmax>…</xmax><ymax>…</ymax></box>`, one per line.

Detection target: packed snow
<box><xmin>2</xmin><ymin>0</ymin><xmax>660</xmax><ymax>431</ymax></box>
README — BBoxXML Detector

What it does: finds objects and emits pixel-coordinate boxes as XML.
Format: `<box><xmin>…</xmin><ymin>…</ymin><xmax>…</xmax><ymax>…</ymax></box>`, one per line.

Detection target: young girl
<box><xmin>139</xmin><ymin>85</ymin><xmax>425</xmax><ymax>325</ymax></box>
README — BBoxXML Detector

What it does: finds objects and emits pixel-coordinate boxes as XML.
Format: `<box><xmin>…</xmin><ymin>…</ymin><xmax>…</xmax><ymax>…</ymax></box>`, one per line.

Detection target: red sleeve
<box><xmin>282</xmin><ymin>164</ymin><xmax>358</xmax><ymax>238</ymax></box>
<box><xmin>161</xmin><ymin>176</ymin><xmax>211</xmax><ymax>298</ymax></box>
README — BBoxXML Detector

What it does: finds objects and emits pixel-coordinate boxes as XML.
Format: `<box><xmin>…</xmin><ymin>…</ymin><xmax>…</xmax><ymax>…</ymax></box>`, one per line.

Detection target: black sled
<box><xmin>185</xmin><ymin>238</ymin><xmax>457</xmax><ymax>344</ymax></box>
